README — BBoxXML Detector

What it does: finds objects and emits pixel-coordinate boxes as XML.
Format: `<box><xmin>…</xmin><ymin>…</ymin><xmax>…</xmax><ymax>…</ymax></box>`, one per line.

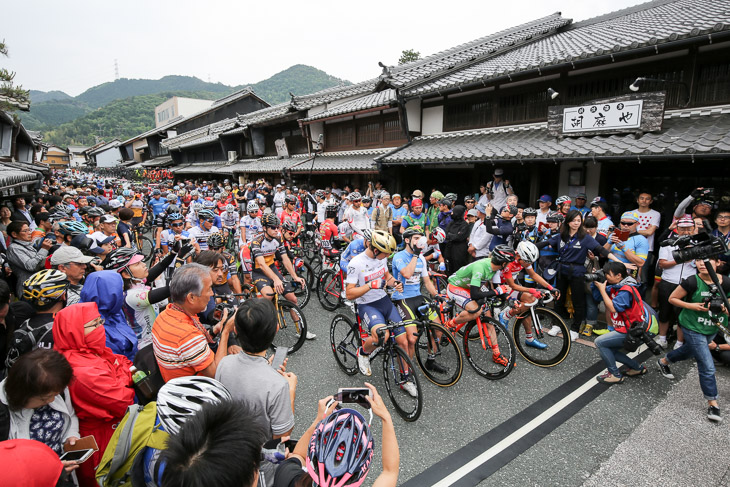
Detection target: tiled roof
<box><xmin>162</xmin><ymin>119</ymin><xmax>237</xmax><ymax>149</ymax></box>
<box><xmin>140</xmin><ymin>157</ymin><xmax>173</xmax><ymax>168</ymax></box>
<box><xmin>231</xmin><ymin>148</ymin><xmax>391</xmax><ymax>174</ymax></box>
<box><xmin>301</xmin><ymin>90</ymin><xmax>398</xmax><ymax>122</ymax></box>
<box><xmin>404</xmin><ymin>0</ymin><xmax>730</xmax><ymax>97</ymax></box>
<box><xmin>210</xmin><ymin>88</ymin><xmax>255</xmax><ymax>108</ymax></box>
<box><xmin>121</xmin><ymin>116</ymin><xmax>184</xmax><ymax>145</ymax></box>
<box><xmin>0</xmin><ymin>164</ymin><xmax>39</xmax><ymax>189</ymax></box>
<box><xmin>171</xmin><ymin>161</ymin><xmax>235</xmax><ymax>175</ymax></box>
<box><xmin>292</xmin><ymin>80</ymin><xmax>379</xmax><ymax>110</ymax></box>
<box><xmin>378</xmin><ymin>108</ymin><xmax>730</xmax><ymax>164</ymax></box>
<box><xmin>385</xmin><ymin>13</ymin><xmax>569</xmax><ymax>89</ymax></box>
<box><xmin>236</xmin><ymin>103</ymin><xmax>294</xmax><ymax>129</ymax></box>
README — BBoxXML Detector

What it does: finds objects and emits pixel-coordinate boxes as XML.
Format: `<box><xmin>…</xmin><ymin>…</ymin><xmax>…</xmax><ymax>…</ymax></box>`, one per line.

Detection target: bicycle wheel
<box><xmin>511</xmin><ymin>307</ymin><xmax>571</xmax><ymax>367</ymax></box>
<box><xmin>271</xmin><ymin>299</ymin><xmax>307</xmax><ymax>354</ymax></box>
<box><xmin>329</xmin><ymin>314</ymin><xmax>360</xmax><ymax>375</ymax></box>
<box><xmin>138</xmin><ymin>236</ymin><xmax>155</xmax><ymax>265</ymax></box>
<box><xmin>291</xmin><ymin>279</ymin><xmax>311</xmax><ymax>309</ymax></box>
<box><xmin>317</xmin><ymin>269</ymin><xmax>342</xmax><ymax>311</ymax></box>
<box><xmin>431</xmin><ymin>275</ymin><xmax>449</xmax><ymax>294</ymax></box>
<box><xmin>297</xmin><ymin>260</ymin><xmax>315</xmax><ymax>289</ymax></box>
<box><xmin>463</xmin><ymin>318</ymin><xmax>515</xmax><ymax>380</ymax></box>
<box><xmin>382</xmin><ymin>345</ymin><xmax>422</xmax><ymax>422</ymax></box>
<box><xmin>414</xmin><ymin>322</ymin><xmax>463</xmax><ymax>387</ymax></box>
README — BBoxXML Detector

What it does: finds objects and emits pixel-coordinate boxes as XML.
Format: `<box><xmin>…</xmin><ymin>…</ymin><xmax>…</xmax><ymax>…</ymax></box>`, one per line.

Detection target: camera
<box><xmin>660</xmin><ymin>232</ymin><xmax>728</xmax><ymax>264</ymax></box>
<box><xmin>212</xmin><ymin>302</ymin><xmax>235</xmax><ymax>323</ymax></box>
<box><xmin>623</xmin><ymin>322</ymin><xmax>663</xmax><ymax>355</ymax></box>
<box><xmin>584</xmin><ymin>269</ymin><xmax>607</xmax><ymax>283</ymax></box>
<box><xmin>704</xmin><ymin>286</ymin><xmax>726</xmax><ymax>314</ymax></box>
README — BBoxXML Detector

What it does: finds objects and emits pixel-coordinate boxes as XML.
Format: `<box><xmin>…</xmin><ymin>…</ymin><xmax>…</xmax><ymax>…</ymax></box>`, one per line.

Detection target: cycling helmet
<box><xmin>361</xmin><ymin>228</ymin><xmax>372</xmax><ymax>242</ymax></box>
<box><xmin>213</xmin><ymin>193</ymin><xmax>222</xmax><ymax>200</ymax></box>
<box><xmin>167</xmin><ymin>193</ymin><xmax>178</xmax><ymax>202</ymax></box>
<box><xmin>284</xmin><ymin>195</ymin><xmax>297</xmax><ymax>205</ymax></box>
<box><xmin>402</xmin><ymin>225</ymin><xmax>425</xmax><ymax>240</ymax></box>
<box><xmin>523</xmin><ymin>207</ymin><xmax>538</xmax><ymax>217</ymax></box>
<box><xmin>325</xmin><ymin>204</ymin><xmax>338</xmax><ymax>219</ymax></box>
<box><xmin>48</xmin><ymin>208</ymin><xmax>70</xmax><ymax>222</ymax></box>
<box><xmin>191</xmin><ymin>190</ymin><xmax>199</xmax><ymax>197</ymax></box>
<box><xmin>555</xmin><ymin>195</ymin><xmax>571</xmax><ymax>206</ymax></box>
<box><xmin>192</xmin><ymin>202</ymin><xmax>203</xmax><ymax>212</ymax></box>
<box><xmin>103</xmin><ymin>247</ymin><xmax>143</xmax><ymax>273</ymax></box>
<box><xmin>546</xmin><ymin>211</ymin><xmax>564</xmax><ymax>224</ymax></box>
<box><xmin>247</xmin><ymin>201</ymin><xmax>259</xmax><ymax>213</ymax></box>
<box><xmin>225</xmin><ymin>204</ymin><xmax>235</xmax><ymax>213</ymax></box>
<box><xmin>23</xmin><ymin>270</ymin><xmax>69</xmax><ymax>308</ymax></box>
<box><xmin>77</xmin><ymin>206</ymin><xmax>90</xmax><ymax>216</ymax></box>
<box><xmin>87</xmin><ymin>207</ymin><xmax>105</xmax><ymax>217</ymax></box>
<box><xmin>491</xmin><ymin>244</ymin><xmax>516</xmax><ymax>265</ymax></box>
<box><xmin>306</xmin><ymin>408</ymin><xmax>373</xmax><ymax>487</ymax></box>
<box><xmin>224</xmin><ymin>185</ymin><xmax>231</xmax><ymax>191</ymax></box>
<box><xmin>152</xmin><ymin>189</ymin><xmax>161</xmax><ymax>196</ymax></box>
<box><xmin>445</xmin><ymin>192</ymin><xmax>458</xmax><ymax>202</ymax></box>
<box><xmin>168</xmin><ymin>212</ymin><xmax>183</xmax><ymax>222</ymax></box>
<box><xmin>362</xmin><ymin>196</ymin><xmax>372</xmax><ymax>204</ymax></box>
<box><xmin>262</xmin><ymin>213</ymin><xmax>280</xmax><ymax>229</ymax></box>
<box><xmin>203</xmin><ymin>200</ymin><xmax>216</xmax><ymax>209</ymax></box>
<box><xmin>122</xmin><ymin>190</ymin><xmax>131</xmax><ymax>197</ymax></box>
<box><xmin>156</xmin><ymin>377</ymin><xmax>232</xmax><ymax>436</ymax></box>
<box><xmin>431</xmin><ymin>227</ymin><xmax>446</xmax><ymax>244</ymax></box>
<box><xmin>282</xmin><ymin>220</ymin><xmax>297</xmax><ymax>233</ymax></box>
<box><xmin>315</xmin><ymin>190</ymin><xmax>325</xmax><ymax>199</ymax></box>
<box><xmin>370</xmin><ymin>230</ymin><xmax>396</xmax><ymax>254</ymax></box>
<box><xmin>58</xmin><ymin>221</ymin><xmax>89</xmax><ymax>236</ymax></box>
<box><xmin>116</xmin><ymin>195</ymin><xmax>125</xmax><ymax>203</ymax></box>
<box><xmin>166</xmin><ymin>204</ymin><xmax>180</xmax><ymax>215</ymax></box>
<box><xmin>348</xmin><ymin>192</ymin><xmax>362</xmax><ymax>201</ymax></box>
<box><xmin>516</xmin><ymin>241</ymin><xmax>539</xmax><ymax>263</ymax></box>
<box><xmin>198</xmin><ymin>209</ymin><xmax>216</xmax><ymax>221</ymax></box>
<box><xmin>207</xmin><ymin>233</ymin><xmax>224</xmax><ymax>249</ymax></box>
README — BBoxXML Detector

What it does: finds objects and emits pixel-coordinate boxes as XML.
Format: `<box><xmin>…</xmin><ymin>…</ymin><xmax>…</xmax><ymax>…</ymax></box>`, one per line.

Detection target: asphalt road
<box><xmin>283</xmin><ymin>294</ymin><xmax>721</xmax><ymax>486</ymax></box>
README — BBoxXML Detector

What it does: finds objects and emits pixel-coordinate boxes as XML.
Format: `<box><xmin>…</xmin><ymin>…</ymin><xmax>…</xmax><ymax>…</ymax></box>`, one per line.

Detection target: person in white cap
<box><xmin>50</xmin><ymin>246</ymin><xmax>94</xmax><ymax>305</ymax></box>
<box><xmin>482</xmin><ymin>168</ymin><xmax>513</xmax><ymax>212</ymax></box>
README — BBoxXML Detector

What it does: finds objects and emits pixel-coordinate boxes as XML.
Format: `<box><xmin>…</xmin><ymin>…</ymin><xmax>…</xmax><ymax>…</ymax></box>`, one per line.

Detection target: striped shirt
<box><xmin>152</xmin><ymin>304</ymin><xmax>214</xmax><ymax>382</ymax></box>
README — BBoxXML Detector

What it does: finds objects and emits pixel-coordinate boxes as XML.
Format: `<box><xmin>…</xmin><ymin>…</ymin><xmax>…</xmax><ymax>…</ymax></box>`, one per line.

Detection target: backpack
<box><xmin>96</xmin><ymin>402</ymin><xmax>169</xmax><ymax>487</ymax></box>
<box><xmin>0</xmin><ymin>401</ymin><xmax>9</xmax><ymax>442</ymax></box>
<box><xmin>4</xmin><ymin>316</ymin><xmax>54</xmax><ymax>369</ymax></box>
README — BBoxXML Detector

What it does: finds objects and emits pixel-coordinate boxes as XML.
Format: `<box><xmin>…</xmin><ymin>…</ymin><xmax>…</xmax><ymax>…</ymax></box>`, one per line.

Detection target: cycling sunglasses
<box><xmin>170</xmin><ymin>222</ymin><xmax>184</xmax><ymax>227</ymax></box>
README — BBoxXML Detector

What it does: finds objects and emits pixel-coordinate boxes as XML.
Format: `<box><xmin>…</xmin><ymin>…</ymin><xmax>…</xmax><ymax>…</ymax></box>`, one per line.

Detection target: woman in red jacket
<box><xmin>53</xmin><ymin>302</ymin><xmax>135</xmax><ymax>487</ymax></box>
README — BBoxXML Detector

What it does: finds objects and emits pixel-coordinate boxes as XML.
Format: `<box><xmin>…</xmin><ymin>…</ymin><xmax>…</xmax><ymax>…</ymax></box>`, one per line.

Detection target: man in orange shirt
<box><xmin>152</xmin><ymin>263</ymin><xmax>234</xmax><ymax>382</ymax></box>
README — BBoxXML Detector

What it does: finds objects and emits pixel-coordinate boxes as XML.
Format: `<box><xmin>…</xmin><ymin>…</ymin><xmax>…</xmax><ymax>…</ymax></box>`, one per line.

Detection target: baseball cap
<box><xmin>676</xmin><ymin>216</ymin><xmax>695</xmax><ymax>227</ymax></box>
<box><xmin>100</xmin><ymin>214</ymin><xmax>118</xmax><ymax>223</ymax></box>
<box><xmin>431</xmin><ymin>191</ymin><xmax>444</xmax><ymax>200</ymax></box>
<box><xmin>412</xmin><ymin>190</ymin><xmax>424</xmax><ymax>199</ymax></box>
<box><xmin>475</xmin><ymin>203</ymin><xmax>487</xmax><ymax>214</ymax></box>
<box><xmin>575</xmin><ymin>192</ymin><xmax>587</xmax><ymax>199</ymax></box>
<box><xmin>501</xmin><ymin>205</ymin><xmax>518</xmax><ymax>216</ymax></box>
<box><xmin>109</xmin><ymin>199</ymin><xmax>122</xmax><ymax>209</ymax></box>
<box><xmin>51</xmin><ymin>245</ymin><xmax>95</xmax><ymax>265</ymax></box>
<box><xmin>411</xmin><ymin>198</ymin><xmax>423</xmax><ymax>207</ymax></box>
<box><xmin>467</xmin><ymin>209</ymin><xmax>478</xmax><ymax>217</ymax></box>
<box><xmin>95</xmin><ymin>235</ymin><xmax>116</xmax><ymax>245</ymax></box>
<box><xmin>0</xmin><ymin>439</ymin><xmax>63</xmax><ymax>487</ymax></box>
<box><xmin>590</xmin><ymin>196</ymin><xmax>607</xmax><ymax>207</ymax></box>
<box><xmin>494</xmin><ymin>168</ymin><xmax>504</xmax><ymax>176</ymax></box>
<box><xmin>620</xmin><ymin>211</ymin><xmax>640</xmax><ymax>222</ymax></box>
<box><xmin>537</xmin><ymin>195</ymin><xmax>552</xmax><ymax>203</ymax></box>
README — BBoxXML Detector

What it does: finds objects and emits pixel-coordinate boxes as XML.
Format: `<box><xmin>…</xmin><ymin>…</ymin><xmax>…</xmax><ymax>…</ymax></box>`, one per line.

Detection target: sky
<box><xmin>2</xmin><ymin>0</ymin><xmax>648</xmax><ymax>97</ymax></box>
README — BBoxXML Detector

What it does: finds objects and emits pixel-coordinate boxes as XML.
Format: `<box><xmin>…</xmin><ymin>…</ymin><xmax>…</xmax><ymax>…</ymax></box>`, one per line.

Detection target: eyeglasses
<box><xmin>619</xmin><ymin>221</ymin><xmax>636</xmax><ymax>226</ymax></box>
<box><xmin>171</xmin><ymin>222</ymin><xmax>184</xmax><ymax>227</ymax></box>
<box><xmin>717</xmin><ymin>215</ymin><xmax>730</xmax><ymax>220</ymax></box>
<box><xmin>84</xmin><ymin>317</ymin><xmax>105</xmax><ymax>329</ymax></box>
<box><xmin>286</xmin><ymin>231</ymin><xmax>295</xmax><ymax>236</ymax></box>
<box><xmin>205</xmin><ymin>219</ymin><xmax>215</xmax><ymax>223</ymax></box>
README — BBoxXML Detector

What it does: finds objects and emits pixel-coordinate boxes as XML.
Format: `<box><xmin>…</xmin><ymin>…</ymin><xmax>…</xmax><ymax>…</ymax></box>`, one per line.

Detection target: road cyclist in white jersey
<box><xmin>160</xmin><ymin>212</ymin><xmax>196</xmax><ymax>280</ymax></box>
<box><xmin>220</xmin><ymin>203</ymin><xmax>240</xmax><ymax>243</ymax></box>
<box><xmin>187</xmin><ymin>209</ymin><xmax>220</xmax><ymax>252</ymax></box>
<box><xmin>344</xmin><ymin>191</ymin><xmax>371</xmax><ymax>237</ymax></box>
<box><xmin>345</xmin><ymin>230</ymin><xmax>420</xmax><ymax>397</ymax></box>
<box><xmin>239</xmin><ymin>200</ymin><xmax>263</xmax><ymax>246</ymax></box>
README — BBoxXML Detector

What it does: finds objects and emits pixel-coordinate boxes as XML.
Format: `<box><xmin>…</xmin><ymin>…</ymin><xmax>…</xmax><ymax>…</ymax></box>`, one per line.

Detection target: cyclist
<box><xmin>239</xmin><ymin>200</ymin><xmax>262</xmax><ymax>245</ymax></box>
<box><xmin>340</xmin><ymin>229</ymin><xmax>370</xmax><ymax>280</ymax></box>
<box><xmin>207</xmin><ymin>233</ymin><xmax>243</xmax><ymax>295</ymax></box>
<box><xmin>497</xmin><ymin>241</ymin><xmax>561</xmax><ymax>348</ymax></box>
<box><xmin>250</xmin><ymin>214</ymin><xmax>311</xmax><ymax>338</ymax></box>
<box><xmin>344</xmin><ymin>192</ymin><xmax>370</xmax><ymax>237</ymax></box>
<box><xmin>148</xmin><ymin>189</ymin><xmax>168</xmax><ymax>220</ymax></box>
<box><xmin>318</xmin><ymin>204</ymin><xmax>340</xmax><ymax>256</ymax></box>
<box><xmin>220</xmin><ymin>203</ymin><xmax>240</xmax><ymax>248</ymax></box>
<box><xmin>280</xmin><ymin>195</ymin><xmax>303</xmax><ymax>240</ymax></box>
<box><xmin>344</xmin><ymin>230</ymin><xmax>416</xmax><ymax>397</ymax></box>
<box><xmin>445</xmin><ymin>244</ymin><xmax>515</xmax><ymax>366</ymax></box>
<box><xmin>129</xmin><ymin>193</ymin><xmax>147</xmax><ymax>229</ymax></box>
<box><xmin>154</xmin><ymin>204</ymin><xmax>179</xmax><ymax>252</ymax></box>
<box><xmin>202</xmin><ymin>200</ymin><xmax>223</xmax><ymax>229</ymax></box>
<box><xmin>391</xmin><ymin>226</ymin><xmax>445</xmax><ymax>372</ymax></box>
<box><xmin>187</xmin><ymin>209</ymin><xmax>220</xmax><ymax>252</ymax></box>
<box><xmin>160</xmin><ymin>212</ymin><xmax>194</xmax><ymax>278</ymax></box>
<box><xmin>186</xmin><ymin>201</ymin><xmax>203</xmax><ymax>229</ymax></box>
<box><xmin>422</xmin><ymin>226</ymin><xmax>446</xmax><ymax>271</ymax></box>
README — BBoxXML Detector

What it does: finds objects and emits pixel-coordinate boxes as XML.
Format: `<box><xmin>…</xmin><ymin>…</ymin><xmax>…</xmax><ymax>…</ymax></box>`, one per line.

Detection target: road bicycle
<box><xmin>317</xmin><ymin>257</ymin><xmax>346</xmax><ymax>311</ymax></box>
<box><xmin>132</xmin><ymin>227</ymin><xmax>155</xmax><ymax>265</ymax></box>
<box><xmin>506</xmin><ymin>291</ymin><xmax>571</xmax><ymax>367</ymax></box>
<box><xmin>330</xmin><ymin>306</ymin><xmax>423</xmax><ymax>422</ymax></box>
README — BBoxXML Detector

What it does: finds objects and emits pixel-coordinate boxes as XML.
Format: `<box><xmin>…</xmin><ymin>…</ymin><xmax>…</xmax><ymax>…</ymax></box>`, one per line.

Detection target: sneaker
<box><xmin>581</xmin><ymin>324</ymin><xmax>594</xmax><ymax>336</ymax></box>
<box><xmin>623</xmin><ymin>366</ymin><xmax>648</xmax><ymax>377</ymax></box>
<box><xmin>578</xmin><ymin>322</ymin><xmax>586</xmax><ymax>335</ymax></box>
<box><xmin>593</xmin><ymin>328</ymin><xmax>610</xmax><ymax>336</ymax></box>
<box><xmin>674</xmin><ymin>341</ymin><xmax>684</xmax><ymax>351</ymax></box>
<box><xmin>708</xmin><ymin>406</ymin><xmax>722</xmax><ymax>423</ymax></box>
<box><xmin>656</xmin><ymin>337</ymin><xmax>668</xmax><ymax>349</ymax></box>
<box><xmin>657</xmin><ymin>358</ymin><xmax>675</xmax><ymax>379</ymax></box>
<box><xmin>305</xmin><ymin>331</ymin><xmax>317</xmax><ymax>340</ymax></box>
<box><xmin>492</xmin><ymin>352</ymin><xmax>509</xmax><ymax>367</ymax></box>
<box><xmin>570</xmin><ymin>330</ymin><xmax>580</xmax><ymax>342</ymax></box>
<box><xmin>401</xmin><ymin>380</ymin><xmax>418</xmax><ymax>397</ymax></box>
<box><xmin>596</xmin><ymin>371</ymin><xmax>624</xmax><ymax>384</ymax></box>
<box><xmin>547</xmin><ymin>325</ymin><xmax>562</xmax><ymax>337</ymax></box>
<box><xmin>498</xmin><ymin>309</ymin><xmax>511</xmax><ymax>328</ymax></box>
<box><xmin>525</xmin><ymin>338</ymin><xmax>548</xmax><ymax>349</ymax></box>
<box><xmin>425</xmin><ymin>358</ymin><xmax>448</xmax><ymax>374</ymax></box>
<box><xmin>357</xmin><ymin>349</ymin><xmax>372</xmax><ymax>376</ymax></box>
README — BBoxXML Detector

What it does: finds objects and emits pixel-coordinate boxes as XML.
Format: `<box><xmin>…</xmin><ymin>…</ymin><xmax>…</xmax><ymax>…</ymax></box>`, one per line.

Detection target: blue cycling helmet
<box><xmin>168</xmin><ymin>213</ymin><xmax>183</xmax><ymax>221</ymax></box>
<box><xmin>203</xmin><ymin>200</ymin><xmax>216</xmax><ymax>209</ymax></box>
<box><xmin>57</xmin><ymin>220</ymin><xmax>89</xmax><ymax>236</ymax></box>
<box><xmin>306</xmin><ymin>408</ymin><xmax>373</xmax><ymax>487</ymax></box>
<box><xmin>198</xmin><ymin>209</ymin><xmax>216</xmax><ymax>220</ymax></box>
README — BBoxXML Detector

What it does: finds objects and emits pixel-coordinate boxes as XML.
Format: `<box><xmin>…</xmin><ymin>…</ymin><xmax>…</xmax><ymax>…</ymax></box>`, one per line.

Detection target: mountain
<box><xmin>23</xmin><ymin>65</ymin><xmax>350</xmax><ymax>146</ymax></box>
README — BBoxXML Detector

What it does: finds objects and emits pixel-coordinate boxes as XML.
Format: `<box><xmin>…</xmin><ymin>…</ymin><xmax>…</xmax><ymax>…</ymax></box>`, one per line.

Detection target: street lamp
<box><xmin>628</xmin><ymin>77</ymin><xmax>690</xmax><ymax>106</ymax></box>
<box><xmin>547</xmin><ymin>88</ymin><xmax>560</xmax><ymax>100</ymax></box>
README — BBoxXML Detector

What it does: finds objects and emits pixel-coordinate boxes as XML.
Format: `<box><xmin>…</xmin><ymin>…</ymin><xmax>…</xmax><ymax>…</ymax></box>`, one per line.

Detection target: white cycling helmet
<box><xmin>516</xmin><ymin>241</ymin><xmax>539</xmax><ymax>263</ymax></box>
<box><xmin>225</xmin><ymin>204</ymin><xmax>235</xmax><ymax>213</ymax></box>
<box><xmin>247</xmin><ymin>201</ymin><xmax>259</xmax><ymax>212</ymax></box>
<box><xmin>156</xmin><ymin>377</ymin><xmax>232</xmax><ymax>435</ymax></box>
<box><xmin>431</xmin><ymin>227</ymin><xmax>446</xmax><ymax>244</ymax></box>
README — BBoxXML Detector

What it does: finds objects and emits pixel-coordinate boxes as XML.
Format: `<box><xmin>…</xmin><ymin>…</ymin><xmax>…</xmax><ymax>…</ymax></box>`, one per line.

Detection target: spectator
<box><xmin>571</xmin><ymin>193</ymin><xmax>590</xmax><ymax>217</ymax></box>
<box><xmin>605</xmin><ymin>211</ymin><xmax>648</xmax><ymax>285</ymax></box>
<box><xmin>445</xmin><ymin>205</ymin><xmax>470</xmax><ymax>273</ymax></box>
<box><xmin>152</xmin><ymin>264</ymin><xmax>234</xmax><ymax>382</ymax></box>
<box><xmin>0</xmin><ymin>280</ymin><xmax>33</xmax><ymax>378</ymax></box>
<box><xmin>390</xmin><ymin>194</ymin><xmax>407</xmax><ymax>243</ymax></box>
<box><xmin>79</xmin><ymin>271</ymin><xmax>137</xmax><ymax>361</ymax></box>
<box><xmin>437</xmin><ymin>197</ymin><xmax>453</xmax><ymax>231</ymax></box>
<box><xmin>50</xmin><ymin>246</ymin><xmax>94</xmax><ymax>306</ymax></box>
<box><xmin>483</xmin><ymin>168</ymin><xmax>513</xmax><ymax>211</ymax></box>
<box><xmin>53</xmin><ymin>302</ymin><xmax>135</xmax><ymax>487</ymax></box>
<box><xmin>535</xmin><ymin>195</ymin><xmax>552</xmax><ymax>227</ymax></box>
<box><xmin>711</xmin><ymin>208</ymin><xmax>730</xmax><ymax>275</ymax></box>
<box><xmin>0</xmin><ymin>205</ymin><xmax>12</xmax><ymax>232</ymax></box>
<box><xmin>0</xmin><ymin>439</ymin><xmax>66</xmax><ymax>487</ymax></box>
<box><xmin>6</xmin><ymin>221</ymin><xmax>54</xmax><ymax>297</ymax></box>
<box><xmin>371</xmin><ymin>192</ymin><xmax>394</xmax><ymax>234</ymax></box>
<box><xmin>673</xmin><ymin>188</ymin><xmax>714</xmax><ymax>221</ymax></box>
<box><xmin>117</xmin><ymin>208</ymin><xmax>134</xmax><ymax>248</ymax></box>
<box><xmin>31</xmin><ymin>212</ymin><xmax>52</xmax><ymax>242</ymax></box>
<box><xmin>160</xmin><ymin>400</ymin><xmax>265</xmax><ymax>487</ymax></box>
<box><xmin>593</xmin><ymin>262</ymin><xmax>649</xmax><ymax>383</ymax></box>
<box><xmin>590</xmin><ymin>198</ymin><xmax>613</xmax><ymax>233</ymax></box>
<box><xmin>484</xmin><ymin>204</ymin><xmax>516</xmax><ymax>251</ymax></box>
<box><xmin>10</xmin><ymin>197</ymin><xmax>35</xmax><ymax>229</ymax></box>
<box><xmin>426</xmin><ymin>191</ymin><xmax>442</xmax><ymax>232</ymax></box>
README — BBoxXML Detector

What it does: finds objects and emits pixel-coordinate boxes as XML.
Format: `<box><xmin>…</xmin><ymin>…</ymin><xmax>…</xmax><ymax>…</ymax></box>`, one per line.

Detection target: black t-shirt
<box><xmin>273</xmin><ymin>457</ymin><xmax>307</xmax><ymax>487</ymax></box>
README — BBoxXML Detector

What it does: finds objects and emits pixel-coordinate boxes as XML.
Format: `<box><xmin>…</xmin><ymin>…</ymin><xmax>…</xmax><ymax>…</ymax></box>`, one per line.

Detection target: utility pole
<box><xmin>114</xmin><ymin>59</ymin><xmax>119</xmax><ymax>80</ymax></box>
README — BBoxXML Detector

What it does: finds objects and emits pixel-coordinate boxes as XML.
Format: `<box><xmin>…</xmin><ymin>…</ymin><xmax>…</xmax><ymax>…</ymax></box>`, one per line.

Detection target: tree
<box><xmin>0</xmin><ymin>40</ymin><xmax>30</xmax><ymax>119</ymax></box>
<box><xmin>398</xmin><ymin>49</ymin><xmax>421</xmax><ymax>65</ymax></box>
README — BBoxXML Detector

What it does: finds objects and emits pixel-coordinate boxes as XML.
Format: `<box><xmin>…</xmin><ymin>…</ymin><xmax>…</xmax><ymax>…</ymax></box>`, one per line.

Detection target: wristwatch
<box><xmin>715</xmin><ymin>345</ymin><xmax>721</xmax><ymax>352</ymax></box>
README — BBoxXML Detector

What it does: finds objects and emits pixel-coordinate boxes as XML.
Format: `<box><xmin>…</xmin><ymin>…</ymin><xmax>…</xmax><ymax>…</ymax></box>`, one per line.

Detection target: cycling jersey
<box><xmin>448</xmin><ymin>258</ymin><xmax>499</xmax><ymax>289</ymax></box>
<box><xmin>239</xmin><ymin>215</ymin><xmax>262</xmax><ymax>243</ymax></box>
<box><xmin>130</xmin><ymin>199</ymin><xmax>145</xmax><ymax>218</ymax></box>
<box><xmin>280</xmin><ymin>210</ymin><xmax>302</xmax><ymax>231</ymax></box>
<box><xmin>148</xmin><ymin>197</ymin><xmax>168</xmax><ymax>217</ymax></box>
<box><xmin>220</xmin><ymin>211</ymin><xmax>240</xmax><ymax>229</ymax></box>
<box><xmin>160</xmin><ymin>229</ymin><xmax>190</xmax><ymax>267</ymax></box>
<box><xmin>123</xmin><ymin>286</ymin><xmax>160</xmax><ymax>350</ymax></box>
<box><xmin>499</xmin><ymin>260</ymin><xmax>532</xmax><ymax>285</ymax></box>
<box><xmin>344</xmin><ymin>252</ymin><xmax>388</xmax><ymax>305</ymax></box>
<box><xmin>319</xmin><ymin>220</ymin><xmax>339</xmax><ymax>249</ymax></box>
<box><xmin>218</xmin><ymin>251</ymin><xmax>236</xmax><ymax>284</ymax></box>
<box><xmin>187</xmin><ymin>225</ymin><xmax>220</xmax><ymax>251</ymax></box>
<box><xmin>390</xmin><ymin>249</ymin><xmax>428</xmax><ymax>300</ymax></box>
<box><xmin>340</xmin><ymin>238</ymin><xmax>366</xmax><ymax>269</ymax></box>
<box><xmin>344</xmin><ymin>206</ymin><xmax>370</xmax><ymax>236</ymax></box>
<box><xmin>250</xmin><ymin>233</ymin><xmax>285</xmax><ymax>269</ymax></box>
<box><xmin>154</xmin><ymin>213</ymin><xmax>168</xmax><ymax>230</ymax></box>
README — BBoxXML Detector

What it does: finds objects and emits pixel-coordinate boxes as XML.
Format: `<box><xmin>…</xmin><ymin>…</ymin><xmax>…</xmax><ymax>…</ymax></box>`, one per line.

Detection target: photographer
<box><xmin>660</xmin><ymin>257</ymin><xmax>730</xmax><ymax>422</ymax></box>
<box><xmin>593</xmin><ymin>262</ymin><xmax>649</xmax><ymax>384</ymax></box>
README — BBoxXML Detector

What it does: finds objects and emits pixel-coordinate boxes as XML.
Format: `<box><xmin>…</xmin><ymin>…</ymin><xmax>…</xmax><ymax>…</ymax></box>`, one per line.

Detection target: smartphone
<box><xmin>336</xmin><ymin>387</ymin><xmax>372</xmax><ymax>409</ymax></box>
<box><xmin>271</xmin><ymin>346</ymin><xmax>288</xmax><ymax>370</ymax></box>
<box><xmin>60</xmin><ymin>448</ymin><xmax>95</xmax><ymax>463</ymax></box>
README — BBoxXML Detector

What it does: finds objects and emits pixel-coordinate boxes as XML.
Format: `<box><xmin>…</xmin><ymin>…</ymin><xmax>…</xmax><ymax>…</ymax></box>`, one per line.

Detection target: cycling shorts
<box><xmin>395</xmin><ymin>295</ymin><xmax>438</xmax><ymax>323</ymax></box>
<box><xmin>358</xmin><ymin>295</ymin><xmax>405</xmax><ymax>337</ymax></box>
<box><xmin>239</xmin><ymin>246</ymin><xmax>252</xmax><ymax>273</ymax></box>
<box><xmin>446</xmin><ymin>283</ymin><xmax>473</xmax><ymax>309</ymax></box>
<box><xmin>252</xmin><ymin>266</ymin><xmax>285</xmax><ymax>293</ymax></box>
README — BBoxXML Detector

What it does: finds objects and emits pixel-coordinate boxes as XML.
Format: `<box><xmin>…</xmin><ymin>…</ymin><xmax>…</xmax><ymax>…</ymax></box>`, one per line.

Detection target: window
<box><xmin>357</xmin><ymin>121</ymin><xmax>380</xmax><ymax>146</ymax></box>
<box><xmin>444</xmin><ymin>97</ymin><xmax>493</xmax><ymax>131</ymax></box>
<box><xmin>325</xmin><ymin>115</ymin><xmax>406</xmax><ymax>151</ymax></box>
<box><xmin>696</xmin><ymin>58</ymin><xmax>730</xmax><ymax>106</ymax></box>
<box><xmin>61</xmin><ymin>156</ymin><xmax>69</xmax><ymax>161</ymax></box>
